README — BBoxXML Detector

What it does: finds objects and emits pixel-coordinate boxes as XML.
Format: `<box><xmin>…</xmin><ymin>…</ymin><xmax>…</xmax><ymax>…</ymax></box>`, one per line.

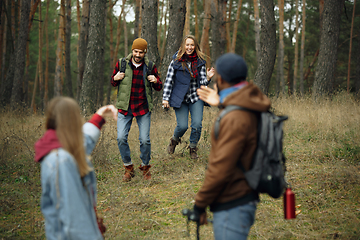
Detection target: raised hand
<box><xmin>114</xmin><ymin>72</ymin><xmax>125</xmax><ymax>81</ymax></box>
<box><xmin>162</xmin><ymin>100</ymin><xmax>170</xmax><ymax>109</ymax></box>
<box><xmin>197</xmin><ymin>85</ymin><xmax>220</xmax><ymax>107</ymax></box>
<box><xmin>206</xmin><ymin>67</ymin><xmax>215</xmax><ymax>80</ymax></box>
<box><xmin>147</xmin><ymin>75</ymin><xmax>157</xmax><ymax>83</ymax></box>
<box><xmin>96</xmin><ymin>105</ymin><xmax>118</xmax><ymax>121</ymax></box>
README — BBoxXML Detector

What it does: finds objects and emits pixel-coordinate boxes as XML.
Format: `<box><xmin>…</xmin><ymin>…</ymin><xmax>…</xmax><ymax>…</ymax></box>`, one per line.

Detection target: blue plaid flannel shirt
<box><xmin>163</xmin><ymin>60</ymin><xmax>210</xmax><ymax>103</ymax></box>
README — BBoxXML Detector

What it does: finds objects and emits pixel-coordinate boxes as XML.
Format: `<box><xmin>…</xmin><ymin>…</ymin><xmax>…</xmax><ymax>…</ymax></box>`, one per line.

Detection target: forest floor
<box><xmin>1</xmin><ymin>92</ymin><xmax>360</xmax><ymax>239</ymax></box>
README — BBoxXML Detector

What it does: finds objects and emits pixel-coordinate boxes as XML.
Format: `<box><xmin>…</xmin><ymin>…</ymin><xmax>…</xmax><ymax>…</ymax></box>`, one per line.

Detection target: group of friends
<box><xmin>34</xmin><ymin>35</ymin><xmax>272</xmax><ymax>240</ymax></box>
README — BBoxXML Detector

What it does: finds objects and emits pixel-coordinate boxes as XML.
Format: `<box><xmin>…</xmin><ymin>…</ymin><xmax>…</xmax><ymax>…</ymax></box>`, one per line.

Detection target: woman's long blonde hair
<box><xmin>175</xmin><ymin>35</ymin><xmax>206</xmax><ymax>61</ymax></box>
<box><xmin>46</xmin><ymin>97</ymin><xmax>91</xmax><ymax>177</ymax></box>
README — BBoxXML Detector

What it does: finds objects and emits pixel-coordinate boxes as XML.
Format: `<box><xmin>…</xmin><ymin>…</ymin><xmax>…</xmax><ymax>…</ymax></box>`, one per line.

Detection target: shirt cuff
<box><xmin>88</xmin><ymin>113</ymin><xmax>106</xmax><ymax>129</ymax></box>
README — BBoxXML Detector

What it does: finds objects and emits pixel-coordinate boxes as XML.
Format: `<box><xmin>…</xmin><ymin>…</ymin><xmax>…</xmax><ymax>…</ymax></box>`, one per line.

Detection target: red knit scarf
<box><xmin>178</xmin><ymin>52</ymin><xmax>199</xmax><ymax>78</ymax></box>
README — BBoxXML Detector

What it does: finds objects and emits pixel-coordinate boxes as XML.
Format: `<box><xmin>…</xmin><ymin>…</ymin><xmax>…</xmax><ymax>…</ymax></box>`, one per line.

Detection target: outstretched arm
<box><xmin>84</xmin><ymin>105</ymin><xmax>118</xmax><ymax>155</ymax></box>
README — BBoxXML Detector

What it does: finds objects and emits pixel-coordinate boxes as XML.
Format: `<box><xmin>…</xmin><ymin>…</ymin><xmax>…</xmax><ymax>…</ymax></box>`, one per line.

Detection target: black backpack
<box><xmin>117</xmin><ymin>58</ymin><xmax>154</xmax><ymax>95</ymax></box>
<box><xmin>214</xmin><ymin>105</ymin><xmax>288</xmax><ymax>199</ymax></box>
<box><xmin>119</xmin><ymin>58</ymin><xmax>154</xmax><ymax>76</ymax></box>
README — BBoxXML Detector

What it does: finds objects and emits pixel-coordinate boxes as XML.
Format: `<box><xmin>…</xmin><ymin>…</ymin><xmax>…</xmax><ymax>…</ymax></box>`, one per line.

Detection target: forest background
<box><xmin>0</xmin><ymin>0</ymin><xmax>359</xmax><ymax>112</ymax></box>
<box><xmin>1</xmin><ymin>0</ymin><xmax>360</xmax><ymax>239</ymax></box>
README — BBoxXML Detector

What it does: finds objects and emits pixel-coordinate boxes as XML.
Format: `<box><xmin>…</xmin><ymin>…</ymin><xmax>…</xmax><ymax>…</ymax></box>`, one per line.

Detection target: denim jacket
<box><xmin>40</xmin><ymin>123</ymin><xmax>103</xmax><ymax>240</ymax></box>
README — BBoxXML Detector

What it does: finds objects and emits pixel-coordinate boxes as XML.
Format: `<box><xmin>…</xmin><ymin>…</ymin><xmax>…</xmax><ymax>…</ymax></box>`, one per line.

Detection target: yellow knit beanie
<box><xmin>132</xmin><ymin>38</ymin><xmax>148</xmax><ymax>53</ymax></box>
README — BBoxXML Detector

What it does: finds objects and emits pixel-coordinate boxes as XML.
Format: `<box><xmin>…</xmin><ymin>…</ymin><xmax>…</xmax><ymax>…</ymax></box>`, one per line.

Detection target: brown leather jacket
<box><xmin>195</xmin><ymin>83</ymin><xmax>271</xmax><ymax>212</ymax></box>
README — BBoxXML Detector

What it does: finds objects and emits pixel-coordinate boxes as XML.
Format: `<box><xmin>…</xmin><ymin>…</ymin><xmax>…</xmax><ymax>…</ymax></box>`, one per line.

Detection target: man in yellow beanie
<box><xmin>110</xmin><ymin>38</ymin><xmax>162</xmax><ymax>181</ymax></box>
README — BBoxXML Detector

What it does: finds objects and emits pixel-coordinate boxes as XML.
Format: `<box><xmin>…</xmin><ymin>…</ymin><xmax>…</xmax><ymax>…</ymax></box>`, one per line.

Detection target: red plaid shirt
<box><xmin>111</xmin><ymin>60</ymin><xmax>162</xmax><ymax>116</ymax></box>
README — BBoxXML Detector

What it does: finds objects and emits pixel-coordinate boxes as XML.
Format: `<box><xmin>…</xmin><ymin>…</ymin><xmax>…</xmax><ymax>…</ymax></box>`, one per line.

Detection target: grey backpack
<box><xmin>214</xmin><ymin>105</ymin><xmax>288</xmax><ymax>198</ymax></box>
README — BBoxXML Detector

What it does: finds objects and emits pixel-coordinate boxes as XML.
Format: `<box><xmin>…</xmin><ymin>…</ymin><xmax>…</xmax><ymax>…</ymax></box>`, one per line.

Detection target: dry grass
<box><xmin>1</xmin><ymin>92</ymin><xmax>359</xmax><ymax>239</ymax></box>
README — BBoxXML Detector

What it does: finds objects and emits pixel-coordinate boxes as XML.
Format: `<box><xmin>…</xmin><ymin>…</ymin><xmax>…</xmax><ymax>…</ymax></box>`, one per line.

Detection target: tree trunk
<box><xmin>231</xmin><ymin>0</ymin><xmax>243</xmax><ymax>53</ymax></box>
<box><xmin>160</xmin><ymin>2</ymin><xmax>168</xmax><ymax>61</ymax></box>
<box><xmin>160</xmin><ymin>0</ymin><xmax>186</xmax><ymax>79</ymax></box>
<box><xmin>123</xmin><ymin>13</ymin><xmax>129</xmax><ymax>56</ymax></box>
<box><xmin>134</xmin><ymin>0</ymin><xmax>141</xmax><ymax>39</ymax></box>
<box><xmin>24</xmin><ymin>41</ymin><xmax>30</xmax><ymax>105</ymax></box>
<box><xmin>76</xmin><ymin>0</ymin><xmax>81</xmax><ymax>72</ymax></box>
<box><xmin>253</xmin><ymin>0</ymin><xmax>261</xmax><ymax>65</ymax></box>
<box><xmin>107</xmin><ymin>0</ymin><xmax>115</xmax><ymax>105</ymax></box>
<box><xmin>2</xmin><ymin>55</ymin><xmax>16</xmax><ymax>106</ymax></box>
<box><xmin>200</xmin><ymin>0</ymin><xmax>211</xmax><ymax>67</ymax></box>
<box><xmin>11</xmin><ymin>0</ymin><xmax>15</xmax><ymax>49</ymax></box>
<box><xmin>141</xmin><ymin>0</ymin><xmax>160</xmax><ymax>67</ymax></box>
<box><xmin>299</xmin><ymin>0</ymin><xmax>306</xmax><ymax>96</ymax></box>
<box><xmin>114</xmin><ymin>0</ymin><xmax>125</xmax><ymax>66</ymax></box>
<box><xmin>54</xmin><ymin>0</ymin><xmax>65</xmax><ymax>97</ymax></box>
<box><xmin>319</xmin><ymin>0</ymin><xmax>324</xmax><ymax>29</ymax></box>
<box><xmin>28</xmin><ymin>0</ymin><xmax>41</xmax><ymax>31</ymax></box>
<box><xmin>356</xmin><ymin>23</ymin><xmax>360</xmax><ymax>98</ymax></box>
<box><xmin>80</xmin><ymin>0</ymin><xmax>106</xmax><ymax>114</ymax></box>
<box><xmin>347</xmin><ymin>0</ymin><xmax>355</xmax><ymax>93</ymax></box>
<box><xmin>1</xmin><ymin>0</ymin><xmax>15</xmax><ymax>106</ymax></box>
<box><xmin>293</xmin><ymin>0</ymin><xmax>299</xmax><ymax>94</ymax></box>
<box><xmin>44</xmin><ymin>0</ymin><xmax>50</xmax><ymax>108</ymax></box>
<box><xmin>286</xmin><ymin>0</ymin><xmax>294</xmax><ymax>95</ymax></box>
<box><xmin>10</xmin><ymin>0</ymin><xmax>31</xmax><ymax>108</ymax></box>
<box><xmin>31</xmin><ymin>59</ymin><xmax>40</xmax><ymax>112</ymax></box>
<box><xmin>38</xmin><ymin>1</ymin><xmax>44</xmax><ymax>109</ymax></box>
<box><xmin>158</xmin><ymin>0</ymin><xmax>165</xmax><ymax>49</ymax></box>
<box><xmin>76</xmin><ymin>0</ymin><xmax>90</xmax><ymax>100</ymax></box>
<box><xmin>276</xmin><ymin>0</ymin><xmax>284</xmax><ymax>96</ymax></box>
<box><xmin>1</xmin><ymin>0</ymin><xmax>8</xmax><ymax>103</ymax></box>
<box><xmin>253</xmin><ymin>0</ymin><xmax>276</xmax><ymax>95</ymax></box>
<box><xmin>194</xmin><ymin>0</ymin><xmax>199</xmax><ymax>40</ymax></box>
<box><xmin>242</xmin><ymin>11</ymin><xmax>250</xmax><ymax>59</ymax></box>
<box><xmin>96</xmin><ymin>3</ymin><xmax>107</xmax><ymax>107</ymax></box>
<box><xmin>184</xmin><ymin>0</ymin><xmax>191</xmax><ymax>36</ymax></box>
<box><xmin>312</xmin><ymin>0</ymin><xmax>344</xmax><ymax>99</ymax></box>
<box><xmin>0</xmin><ymin>1</ymin><xmax>4</xmax><ymax>95</ymax></box>
<box><xmin>225</xmin><ymin>0</ymin><xmax>232</xmax><ymax>52</ymax></box>
<box><xmin>211</xmin><ymin>0</ymin><xmax>227</xmax><ymax>64</ymax></box>
<box><xmin>65</xmin><ymin>0</ymin><xmax>73</xmax><ymax>98</ymax></box>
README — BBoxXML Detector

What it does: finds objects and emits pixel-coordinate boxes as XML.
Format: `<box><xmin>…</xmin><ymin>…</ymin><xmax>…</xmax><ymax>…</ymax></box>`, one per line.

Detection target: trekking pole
<box><xmin>182</xmin><ymin>209</ymin><xmax>213</xmax><ymax>240</ymax></box>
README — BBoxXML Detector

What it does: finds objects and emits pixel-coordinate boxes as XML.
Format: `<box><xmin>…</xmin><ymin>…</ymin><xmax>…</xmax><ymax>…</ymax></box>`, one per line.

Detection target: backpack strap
<box><xmin>117</xmin><ymin>58</ymin><xmax>127</xmax><ymax>95</ymax></box>
<box><xmin>147</xmin><ymin>61</ymin><xmax>154</xmax><ymax>76</ymax></box>
<box><xmin>214</xmin><ymin>105</ymin><xmax>258</xmax><ymax>140</ymax></box>
<box><xmin>214</xmin><ymin>105</ymin><xmax>261</xmax><ymax>175</ymax></box>
<box><xmin>119</xmin><ymin>58</ymin><xmax>127</xmax><ymax>73</ymax></box>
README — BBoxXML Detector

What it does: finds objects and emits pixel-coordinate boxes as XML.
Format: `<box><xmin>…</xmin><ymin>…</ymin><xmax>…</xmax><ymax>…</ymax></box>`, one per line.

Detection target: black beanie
<box><xmin>215</xmin><ymin>53</ymin><xmax>248</xmax><ymax>84</ymax></box>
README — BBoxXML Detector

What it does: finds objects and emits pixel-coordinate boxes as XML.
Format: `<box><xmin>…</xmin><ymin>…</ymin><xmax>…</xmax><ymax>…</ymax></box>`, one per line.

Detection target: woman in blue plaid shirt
<box><xmin>162</xmin><ymin>35</ymin><xmax>215</xmax><ymax>159</ymax></box>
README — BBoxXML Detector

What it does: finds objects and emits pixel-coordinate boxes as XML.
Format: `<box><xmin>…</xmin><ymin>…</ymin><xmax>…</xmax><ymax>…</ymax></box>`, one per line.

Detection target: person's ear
<box><xmin>217</xmin><ymin>75</ymin><xmax>225</xmax><ymax>88</ymax></box>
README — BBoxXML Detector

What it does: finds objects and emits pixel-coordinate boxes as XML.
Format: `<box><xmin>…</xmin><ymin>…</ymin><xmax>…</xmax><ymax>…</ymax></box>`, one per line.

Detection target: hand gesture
<box><xmin>162</xmin><ymin>100</ymin><xmax>170</xmax><ymax>109</ymax></box>
<box><xmin>96</xmin><ymin>105</ymin><xmax>118</xmax><ymax>121</ymax></box>
<box><xmin>206</xmin><ymin>67</ymin><xmax>215</xmax><ymax>80</ymax></box>
<box><xmin>114</xmin><ymin>71</ymin><xmax>125</xmax><ymax>81</ymax></box>
<box><xmin>197</xmin><ymin>85</ymin><xmax>220</xmax><ymax>107</ymax></box>
<box><xmin>147</xmin><ymin>75</ymin><xmax>157</xmax><ymax>83</ymax></box>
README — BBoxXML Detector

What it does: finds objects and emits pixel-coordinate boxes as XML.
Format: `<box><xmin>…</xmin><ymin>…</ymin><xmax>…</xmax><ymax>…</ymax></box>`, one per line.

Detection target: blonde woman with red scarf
<box><xmin>162</xmin><ymin>35</ymin><xmax>215</xmax><ymax>159</ymax></box>
<box><xmin>34</xmin><ymin>97</ymin><xmax>117</xmax><ymax>239</ymax></box>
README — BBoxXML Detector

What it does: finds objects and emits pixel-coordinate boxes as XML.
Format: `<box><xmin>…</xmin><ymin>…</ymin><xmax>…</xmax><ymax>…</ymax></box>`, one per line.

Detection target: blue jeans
<box><xmin>173</xmin><ymin>100</ymin><xmax>204</xmax><ymax>146</ymax></box>
<box><xmin>213</xmin><ymin>202</ymin><xmax>257</xmax><ymax>240</ymax></box>
<box><xmin>116</xmin><ymin>110</ymin><xmax>151</xmax><ymax>166</ymax></box>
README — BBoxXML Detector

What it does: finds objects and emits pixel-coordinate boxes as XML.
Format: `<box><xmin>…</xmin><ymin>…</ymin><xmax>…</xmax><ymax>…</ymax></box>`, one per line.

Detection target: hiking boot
<box><xmin>139</xmin><ymin>165</ymin><xmax>152</xmax><ymax>180</ymax></box>
<box><xmin>122</xmin><ymin>164</ymin><xmax>135</xmax><ymax>182</ymax></box>
<box><xmin>167</xmin><ymin>138</ymin><xmax>181</xmax><ymax>154</ymax></box>
<box><xmin>189</xmin><ymin>147</ymin><xmax>199</xmax><ymax>159</ymax></box>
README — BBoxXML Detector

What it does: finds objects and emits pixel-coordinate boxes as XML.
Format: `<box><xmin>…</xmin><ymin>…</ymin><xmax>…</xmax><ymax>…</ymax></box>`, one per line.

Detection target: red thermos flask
<box><xmin>283</xmin><ymin>188</ymin><xmax>296</xmax><ymax>219</ymax></box>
